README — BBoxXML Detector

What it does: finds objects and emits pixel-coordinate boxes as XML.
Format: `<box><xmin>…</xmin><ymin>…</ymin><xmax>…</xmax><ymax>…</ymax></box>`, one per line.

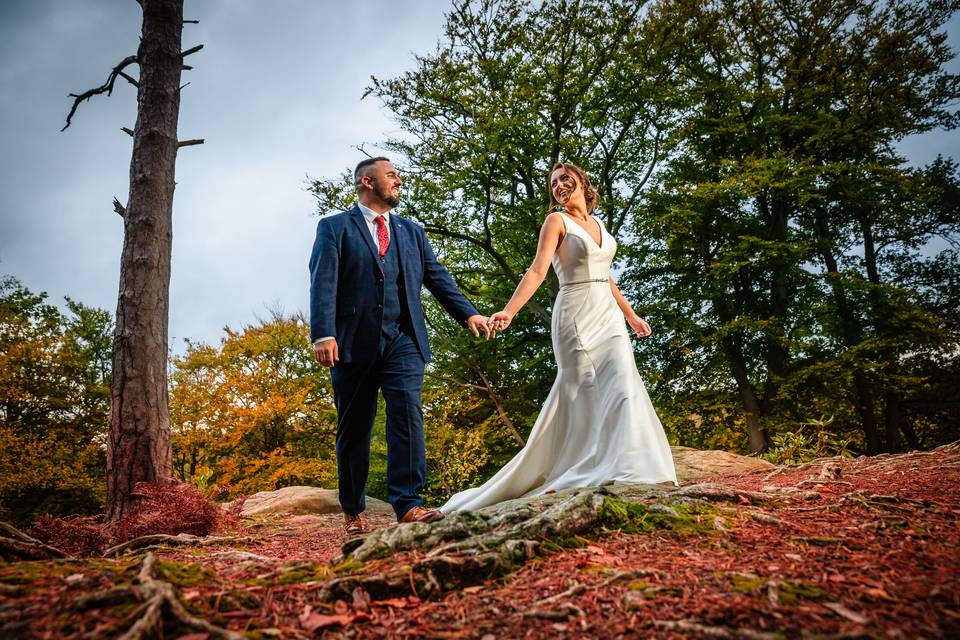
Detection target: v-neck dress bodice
<box><xmin>442</xmin><ymin>212</ymin><xmax>677</xmax><ymax>514</ymax></box>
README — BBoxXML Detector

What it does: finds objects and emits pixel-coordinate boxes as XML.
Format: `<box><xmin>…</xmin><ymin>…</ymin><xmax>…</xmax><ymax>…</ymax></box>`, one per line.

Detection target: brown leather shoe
<box><xmin>343</xmin><ymin>512</ymin><xmax>371</xmax><ymax>535</ymax></box>
<box><xmin>398</xmin><ymin>506</ymin><xmax>445</xmax><ymax>524</ymax></box>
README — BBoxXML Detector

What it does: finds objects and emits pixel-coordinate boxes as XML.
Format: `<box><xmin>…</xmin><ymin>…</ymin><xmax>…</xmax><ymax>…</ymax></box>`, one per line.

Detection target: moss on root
<box><xmin>598</xmin><ymin>497</ymin><xmax>723</xmax><ymax>536</ymax></box>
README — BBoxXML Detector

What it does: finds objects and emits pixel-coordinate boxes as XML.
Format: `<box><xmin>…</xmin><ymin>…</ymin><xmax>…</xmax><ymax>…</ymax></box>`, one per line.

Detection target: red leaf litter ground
<box><xmin>3</xmin><ymin>448</ymin><xmax>959</xmax><ymax>639</ymax></box>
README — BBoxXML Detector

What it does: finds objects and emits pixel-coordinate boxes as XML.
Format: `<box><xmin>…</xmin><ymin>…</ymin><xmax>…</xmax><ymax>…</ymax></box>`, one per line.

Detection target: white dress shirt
<box><xmin>313</xmin><ymin>203</ymin><xmax>392</xmax><ymax>346</ymax></box>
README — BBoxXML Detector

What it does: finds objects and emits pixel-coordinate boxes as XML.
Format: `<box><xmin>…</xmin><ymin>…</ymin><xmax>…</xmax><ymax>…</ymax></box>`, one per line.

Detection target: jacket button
<box><xmin>378</xmin><ymin>304</ymin><xmax>383</xmax><ymax>309</ymax></box>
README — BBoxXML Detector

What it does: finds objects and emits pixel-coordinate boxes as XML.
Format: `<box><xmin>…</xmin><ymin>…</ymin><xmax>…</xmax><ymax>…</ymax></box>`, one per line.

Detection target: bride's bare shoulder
<box><xmin>543</xmin><ymin>210</ymin><xmax>566</xmax><ymax>229</ymax></box>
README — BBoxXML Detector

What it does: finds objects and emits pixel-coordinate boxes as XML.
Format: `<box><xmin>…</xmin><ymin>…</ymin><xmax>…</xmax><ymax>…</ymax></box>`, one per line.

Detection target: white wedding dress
<box><xmin>442</xmin><ymin>212</ymin><xmax>677</xmax><ymax>513</ymax></box>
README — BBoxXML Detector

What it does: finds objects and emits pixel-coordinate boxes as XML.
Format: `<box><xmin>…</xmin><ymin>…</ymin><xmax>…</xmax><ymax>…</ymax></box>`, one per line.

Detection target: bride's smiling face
<box><xmin>550</xmin><ymin>169</ymin><xmax>579</xmax><ymax>206</ymax></box>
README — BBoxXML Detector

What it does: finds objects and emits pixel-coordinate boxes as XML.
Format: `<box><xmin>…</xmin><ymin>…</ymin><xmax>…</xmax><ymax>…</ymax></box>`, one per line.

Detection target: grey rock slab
<box><xmin>235</xmin><ymin>486</ymin><xmax>392</xmax><ymax>517</ymax></box>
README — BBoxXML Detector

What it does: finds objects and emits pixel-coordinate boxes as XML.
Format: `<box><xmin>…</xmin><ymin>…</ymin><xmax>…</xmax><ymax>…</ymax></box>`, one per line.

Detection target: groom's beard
<box><xmin>373</xmin><ymin>183</ymin><xmax>400</xmax><ymax>209</ymax></box>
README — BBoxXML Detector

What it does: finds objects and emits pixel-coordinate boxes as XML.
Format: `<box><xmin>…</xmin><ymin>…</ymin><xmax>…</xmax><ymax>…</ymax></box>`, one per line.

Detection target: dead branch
<box><xmin>113</xmin><ymin>197</ymin><xmax>127</xmax><ymax>217</ymax></box>
<box><xmin>183</xmin><ymin>19</ymin><xmax>199</xmax><ymax>24</ymax></box>
<box><xmin>121</xmin><ymin>127</ymin><xmax>134</xmax><ymax>137</ymax></box>
<box><xmin>118</xmin><ymin>70</ymin><xmax>139</xmax><ymax>88</ymax></box>
<box><xmin>798</xmin><ymin>479</ymin><xmax>853</xmax><ymax>487</ymax></box>
<box><xmin>62</xmin><ymin>55</ymin><xmax>138</xmax><ymax>131</ymax></box>
<box><xmin>181</xmin><ymin>44</ymin><xmax>204</xmax><ymax>57</ymax></box>
<box><xmin>0</xmin><ymin>521</ymin><xmax>72</xmax><ymax>560</ymax></box>
<box><xmin>177</xmin><ymin>138</ymin><xmax>204</xmax><ymax>148</ymax></box>
<box><xmin>654</xmin><ymin>619</ymin><xmax>782</xmax><ymax>639</ymax></box>
<box><xmin>103</xmin><ymin>533</ymin><xmax>243</xmax><ymax>557</ymax></box>
<box><xmin>532</xmin><ymin>582</ymin><xmax>586</xmax><ymax>607</ymax></box>
<box><xmin>747</xmin><ymin>510</ymin><xmax>791</xmax><ymax>527</ymax></box>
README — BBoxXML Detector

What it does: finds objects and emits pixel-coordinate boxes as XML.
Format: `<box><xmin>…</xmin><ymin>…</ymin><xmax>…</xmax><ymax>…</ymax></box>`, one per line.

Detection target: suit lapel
<box><xmin>349</xmin><ymin>207</ymin><xmax>383</xmax><ymax>273</ymax></box>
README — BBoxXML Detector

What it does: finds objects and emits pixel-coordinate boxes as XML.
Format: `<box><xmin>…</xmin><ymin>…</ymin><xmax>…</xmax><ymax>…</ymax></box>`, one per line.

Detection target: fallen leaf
<box><xmin>175</xmin><ymin>634</ymin><xmax>209</xmax><ymax>640</ymax></box>
<box><xmin>352</xmin><ymin>586</ymin><xmax>371</xmax><ymax>613</ymax></box>
<box><xmin>373</xmin><ymin>598</ymin><xmax>418</xmax><ymax>608</ymax></box>
<box><xmin>334</xmin><ymin>599</ymin><xmax>349</xmax><ymax>614</ymax></box>
<box><xmin>299</xmin><ymin>612</ymin><xmax>356</xmax><ymax>632</ymax></box>
<box><xmin>862</xmin><ymin>587</ymin><xmax>897</xmax><ymax>602</ymax></box>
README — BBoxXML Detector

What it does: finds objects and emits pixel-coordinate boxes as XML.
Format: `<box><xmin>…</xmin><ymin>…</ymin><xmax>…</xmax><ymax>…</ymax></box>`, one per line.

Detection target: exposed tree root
<box><xmin>654</xmin><ymin>619</ymin><xmax>783</xmax><ymax>639</ymax></box>
<box><xmin>0</xmin><ymin>521</ymin><xmax>72</xmax><ymax>561</ymax></box>
<box><xmin>103</xmin><ymin>533</ymin><xmax>247</xmax><ymax>557</ymax></box>
<box><xmin>77</xmin><ymin>552</ymin><xmax>244</xmax><ymax>640</ymax></box>
<box><xmin>320</xmin><ymin>483</ymin><xmax>778</xmax><ymax>604</ymax></box>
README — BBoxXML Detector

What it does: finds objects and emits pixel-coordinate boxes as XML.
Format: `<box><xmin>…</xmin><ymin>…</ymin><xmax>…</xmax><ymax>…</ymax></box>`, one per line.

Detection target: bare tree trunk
<box><xmin>106</xmin><ymin>0</ymin><xmax>183</xmax><ymax>520</ymax></box>
<box><xmin>722</xmin><ymin>334</ymin><xmax>771</xmax><ymax>453</ymax></box>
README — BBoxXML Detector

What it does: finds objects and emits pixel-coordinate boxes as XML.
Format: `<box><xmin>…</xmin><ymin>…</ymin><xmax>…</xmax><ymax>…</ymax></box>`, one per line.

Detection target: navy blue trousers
<box><xmin>330</xmin><ymin>332</ymin><xmax>425</xmax><ymax>519</ymax></box>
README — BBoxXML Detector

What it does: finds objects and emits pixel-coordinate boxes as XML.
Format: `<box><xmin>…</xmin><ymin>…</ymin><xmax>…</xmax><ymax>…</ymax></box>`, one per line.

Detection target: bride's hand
<box><xmin>489</xmin><ymin>310</ymin><xmax>514</xmax><ymax>332</ymax></box>
<box><xmin>627</xmin><ymin>314</ymin><xmax>652</xmax><ymax>337</ymax></box>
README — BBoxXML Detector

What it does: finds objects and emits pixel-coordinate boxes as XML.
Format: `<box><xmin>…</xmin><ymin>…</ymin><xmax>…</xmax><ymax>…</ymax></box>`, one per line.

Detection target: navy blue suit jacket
<box><xmin>309</xmin><ymin>206</ymin><xmax>479</xmax><ymax>364</ymax></box>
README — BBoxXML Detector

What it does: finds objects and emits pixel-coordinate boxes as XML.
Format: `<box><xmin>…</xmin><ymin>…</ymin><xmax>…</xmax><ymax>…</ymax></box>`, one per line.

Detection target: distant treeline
<box><xmin>3</xmin><ymin>0</ymin><xmax>959</xmax><ymax>522</ymax></box>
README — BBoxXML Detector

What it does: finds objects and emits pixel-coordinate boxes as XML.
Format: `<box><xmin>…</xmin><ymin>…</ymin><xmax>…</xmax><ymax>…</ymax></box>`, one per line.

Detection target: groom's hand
<box><xmin>466</xmin><ymin>315</ymin><xmax>494</xmax><ymax>339</ymax></box>
<box><xmin>314</xmin><ymin>338</ymin><xmax>339</xmax><ymax>368</ymax></box>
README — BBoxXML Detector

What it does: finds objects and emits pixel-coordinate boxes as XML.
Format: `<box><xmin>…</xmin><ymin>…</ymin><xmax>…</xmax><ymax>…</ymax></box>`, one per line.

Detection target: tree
<box><xmin>634</xmin><ymin>0</ymin><xmax>959</xmax><ymax>452</ymax></box>
<box><xmin>169</xmin><ymin>314</ymin><xmax>339</xmax><ymax>497</ymax></box>
<box><xmin>62</xmin><ymin>0</ymin><xmax>203</xmax><ymax>518</ymax></box>
<box><xmin>0</xmin><ymin>278</ymin><xmax>112</xmax><ymax>524</ymax></box>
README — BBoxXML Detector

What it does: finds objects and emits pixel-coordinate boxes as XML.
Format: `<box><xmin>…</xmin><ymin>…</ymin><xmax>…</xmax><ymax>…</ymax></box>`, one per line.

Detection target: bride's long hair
<box><xmin>547</xmin><ymin>162</ymin><xmax>600</xmax><ymax>214</ymax></box>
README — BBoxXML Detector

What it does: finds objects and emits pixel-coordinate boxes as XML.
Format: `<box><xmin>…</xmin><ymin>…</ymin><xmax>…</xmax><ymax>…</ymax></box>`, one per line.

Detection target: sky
<box><xmin>0</xmin><ymin>0</ymin><xmax>449</xmax><ymax>349</ymax></box>
<box><xmin>0</xmin><ymin>1</ymin><xmax>958</xmax><ymax>351</ymax></box>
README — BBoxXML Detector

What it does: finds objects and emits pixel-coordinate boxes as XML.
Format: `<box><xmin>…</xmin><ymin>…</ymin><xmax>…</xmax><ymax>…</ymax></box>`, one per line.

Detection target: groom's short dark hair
<box><xmin>354</xmin><ymin>156</ymin><xmax>392</xmax><ymax>187</ymax></box>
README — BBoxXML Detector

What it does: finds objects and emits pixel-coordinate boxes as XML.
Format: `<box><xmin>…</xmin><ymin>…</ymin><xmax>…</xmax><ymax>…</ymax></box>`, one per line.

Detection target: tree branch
<box><xmin>62</xmin><ymin>55</ymin><xmax>138</xmax><ymax>131</ymax></box>
<box><xmin>121</xmin><ymin>127</ymin><xmax>134</xmax><ymax>137</ymax></box>
<box><xmin>177</xmin><ymin>138</ymin><xmax>204</xmax><ymax>148</ymax></box>
<box><xmin>180</xmin><ymin>44</ymin><xmax>203</xmax><ymax>58</ymax></box>
<box><xmin>113</xmin><ymin>197</ymin><xmax>126</xmax><ymax>218</ymax></box>
<box><xmin>118</xmin><ymin>70</ymin><xmax>139</xmax><ymax>88</ymax></box>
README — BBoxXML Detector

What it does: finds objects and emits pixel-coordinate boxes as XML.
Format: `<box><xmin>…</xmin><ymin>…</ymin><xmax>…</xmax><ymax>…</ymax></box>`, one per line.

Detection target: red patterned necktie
<box><xmin>374</xmin><ymin>215</ymin><xmax>390</xmax><ymax>257</ymax></box>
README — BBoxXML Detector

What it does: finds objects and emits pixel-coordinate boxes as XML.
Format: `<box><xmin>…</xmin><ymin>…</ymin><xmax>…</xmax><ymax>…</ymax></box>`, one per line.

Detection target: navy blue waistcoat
<box><xmin>379</xmin><ymin>232</ymin><xmax>410</xmax><ymax>344</ymax></box>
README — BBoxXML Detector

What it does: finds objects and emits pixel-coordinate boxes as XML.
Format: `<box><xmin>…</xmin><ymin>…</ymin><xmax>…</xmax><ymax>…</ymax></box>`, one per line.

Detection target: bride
<box><xmin>441</xmin><ymin>162</ymin><xmax>677</xmax><ymax>514</ymax></box>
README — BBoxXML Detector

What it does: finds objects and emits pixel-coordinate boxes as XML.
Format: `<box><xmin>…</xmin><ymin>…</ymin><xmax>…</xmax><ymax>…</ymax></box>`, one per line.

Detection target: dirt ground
<box><xmin>2</xmin><ymin>447</ymin><xmax>958</xmax><ymax>639</ymax></box>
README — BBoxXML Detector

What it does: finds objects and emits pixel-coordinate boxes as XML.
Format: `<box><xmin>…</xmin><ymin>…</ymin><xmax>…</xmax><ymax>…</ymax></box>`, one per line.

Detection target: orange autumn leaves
<box><xmin>170</xmin><ymin>313</ymin><xmax>339</xmax><ymax>498</ymax></box>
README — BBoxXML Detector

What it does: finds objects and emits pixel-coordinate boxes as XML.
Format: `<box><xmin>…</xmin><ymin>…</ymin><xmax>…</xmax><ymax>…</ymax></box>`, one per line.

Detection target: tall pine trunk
<box><xmin>105</xmin><ymin>0</ymin><xmax>183</xmax><ymax>520</ymax></box>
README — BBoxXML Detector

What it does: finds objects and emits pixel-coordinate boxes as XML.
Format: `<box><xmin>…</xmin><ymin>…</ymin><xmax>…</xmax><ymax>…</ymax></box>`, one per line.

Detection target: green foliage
<box><xmin>0</xmin><ymin>276</ymin><xmax>111</xmax><ymax>524</ymax></box>
<box><xmin>310</xmin><ymin>0</ymin><xmax>960</xmax><ymax>487</ymax></box>
<box><xmin>763</xmin><ymin>417</ymin><xmax>856</xmax><ymax>466</ymax></box>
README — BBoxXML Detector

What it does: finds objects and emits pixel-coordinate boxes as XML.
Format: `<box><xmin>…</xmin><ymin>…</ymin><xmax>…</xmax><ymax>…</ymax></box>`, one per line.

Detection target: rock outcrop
<box><xmin>237</xmin><ymin>486</ymin><xmax>392</xmax><ymax>517</ymax></box>
<box><xmin>671</xmin><ymin>445</ymin><xmax>773</xmax><ymax>481</ymax></box>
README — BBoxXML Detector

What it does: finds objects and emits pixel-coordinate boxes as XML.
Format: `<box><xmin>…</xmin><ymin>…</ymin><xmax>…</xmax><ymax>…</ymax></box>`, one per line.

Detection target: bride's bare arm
<box><xmin>490</xmin><ymin>213</ymin><xmax>565</xmax><ymax>330</ymax></box>
<box><xmin>609</xmin><ymin>277</ymin><xmax>652</xmax><ymax>337</ymax></box>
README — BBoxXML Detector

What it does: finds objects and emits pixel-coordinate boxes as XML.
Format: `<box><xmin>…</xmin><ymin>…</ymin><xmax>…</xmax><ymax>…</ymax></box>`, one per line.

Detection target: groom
<box><xmin>310</xmin><ymin>157</ymin><xmax>491</xmax><ymax>535</ymax></box>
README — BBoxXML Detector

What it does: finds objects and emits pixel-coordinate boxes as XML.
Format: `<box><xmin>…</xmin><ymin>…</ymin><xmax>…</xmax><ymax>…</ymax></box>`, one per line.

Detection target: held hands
<box><xmin>466</xmin><ymin>315</ymin><xmax>495</xmax><ymax>339</ymax></box>
<box><xmin>626</xmin><ymin>314</ymin><xmax>652</xmax><ymax>338</ymax></box>
<box><xmin>489</xmin><ymin>310</ymin><xmax>514</xmax><ymax>332</ymax></box>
